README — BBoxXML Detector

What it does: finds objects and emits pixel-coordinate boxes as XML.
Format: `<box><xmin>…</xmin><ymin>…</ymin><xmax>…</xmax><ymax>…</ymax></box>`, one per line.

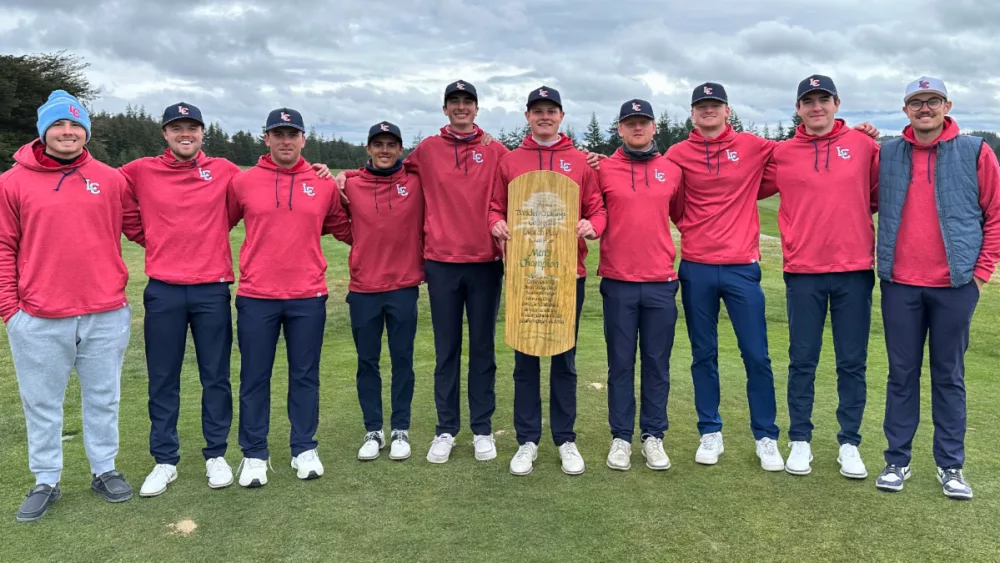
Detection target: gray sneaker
<box><xmin>937</xmin><ymin>467</ymin><xmax>973</xmax><ymax>500</ymax></box>
<box><xmin>91</xmin><ymin>470</ymin><xmax>133</xmax><ymax>503</ymax></box>
<box><xmin>16</xmin><ymin>484</ymin><xmax>61</xmax><ymax>523</ymax></box>
<box><xmin>875</xmin><ymin>464</ymin><xmax>911</xmax><ymax>492</ymax></box>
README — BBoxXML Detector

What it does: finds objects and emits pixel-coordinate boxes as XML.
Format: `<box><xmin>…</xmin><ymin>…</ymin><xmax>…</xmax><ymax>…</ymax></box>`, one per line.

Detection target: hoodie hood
<box><xmin>790</xmin><ymin>118</ymin><xmax>850</xmax><ymax>172</ymax></box>
<box><xmin>14</xmin><ymin>140</ymin><xmax>94</xmax><ymax>192</ymax></box>
<box><xmin>360</xmin><ymin>159</ymin><xmax>406</xmax><ymax>213</ymax></box>
<box><xmin>685</xmin><ymin>124</ymin><xmax>738</xmax><ymax>176</ymax></box>
<box><xmin>157</xmin><ymin>148</ymin><xmax>206</xmax><ymax>169</ymax></box>
<box><xmin>439</xmin><ymin>124</ymin><xmax>484</xmax><ymax>175</ymax></box>
<box><xmin>518</xmin><ymin>133</ymin><xmax>574</xmax><ymax>171</ymax></box>
<box><xmin>255</xmin><ymin>154</ymin><xmax>312</xmax><ymax>210</ymax></box>
<box><xmin>610</xmin><ymin>146</ymin><xmax>661</xmax><ymax>190</ymax></box>
<box><xmin>902</xmin><ymin>116</ymin><xmax>959</xmax><ymax>148</ymax></box>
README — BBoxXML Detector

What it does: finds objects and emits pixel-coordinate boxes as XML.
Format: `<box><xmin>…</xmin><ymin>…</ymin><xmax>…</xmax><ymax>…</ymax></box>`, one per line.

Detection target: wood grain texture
<box><xmin>503</xmin><ymin>170</ymin><xmax>580</xmax><ymax>357</ymax></box>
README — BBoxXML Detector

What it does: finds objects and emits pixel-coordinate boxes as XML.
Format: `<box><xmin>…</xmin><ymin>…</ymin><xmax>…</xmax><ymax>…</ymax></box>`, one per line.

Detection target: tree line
<box><xmin>3</xmin><ymin>52</ymin><xmax>999</xmax><ymax>172</ymax></box>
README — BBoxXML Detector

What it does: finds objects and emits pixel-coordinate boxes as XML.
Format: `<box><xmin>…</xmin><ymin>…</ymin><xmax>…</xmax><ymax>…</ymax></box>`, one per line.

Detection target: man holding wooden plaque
<box><xmin>489</xmin><ymin>86</ymin><xmax>607</xmax><ymax>476</ymax></box>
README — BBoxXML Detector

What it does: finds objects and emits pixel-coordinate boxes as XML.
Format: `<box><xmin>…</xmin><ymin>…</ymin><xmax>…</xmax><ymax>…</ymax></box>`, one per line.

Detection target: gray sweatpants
<box><xmin>6</xmin><ymin>307</ymin><xmax>132</xmax><ymax>485</ymax></box>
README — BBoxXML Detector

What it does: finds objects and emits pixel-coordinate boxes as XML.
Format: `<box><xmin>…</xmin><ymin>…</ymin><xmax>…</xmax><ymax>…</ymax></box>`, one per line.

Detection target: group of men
<box><xmin>2</xmin><ymin>72</ymin><xmax>996</xmax><ymax>523</ymax></box>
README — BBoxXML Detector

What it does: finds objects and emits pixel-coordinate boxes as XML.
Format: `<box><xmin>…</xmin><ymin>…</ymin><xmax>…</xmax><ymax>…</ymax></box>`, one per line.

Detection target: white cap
<box><xmin>904</xmin><ymin>76</ymin><xmax>948</xmax><ymax>103</ymax></box>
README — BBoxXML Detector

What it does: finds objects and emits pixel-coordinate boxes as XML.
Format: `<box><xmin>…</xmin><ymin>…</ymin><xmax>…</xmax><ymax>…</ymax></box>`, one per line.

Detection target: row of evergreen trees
<box><xmin>4</xmin><ymin>52</ymin><xmax>1000</xmax><ymax>172</ymax></box>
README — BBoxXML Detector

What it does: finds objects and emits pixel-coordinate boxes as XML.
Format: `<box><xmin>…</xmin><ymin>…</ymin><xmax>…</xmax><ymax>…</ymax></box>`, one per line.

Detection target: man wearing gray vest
<box><xmin>875</xmin><ymin>77</ymin><xmax>1000</xmax><ymax>499</ymax></box>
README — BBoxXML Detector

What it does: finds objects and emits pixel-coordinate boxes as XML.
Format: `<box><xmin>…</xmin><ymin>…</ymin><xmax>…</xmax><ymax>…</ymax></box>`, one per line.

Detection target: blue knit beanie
<box><xmin>37</xmin><ymin>90</ymin><xmax>92</xmax><ymax>141</ymax></box>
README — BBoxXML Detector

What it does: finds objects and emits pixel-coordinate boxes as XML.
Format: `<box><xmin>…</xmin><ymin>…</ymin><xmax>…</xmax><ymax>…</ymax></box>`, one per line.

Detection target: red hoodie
<box><xmin>0</xmin><ymin>141</ymin><xmax>133</xmax><ymax>322</ymax></box>
<box><xmin>891</xmin><ymin>117</ymin><xmax>1000</xmax><ymax>287</ymax></box>
<box><xmin>121</xmin><ymin>150</ymin><xmax>241</xmax><ymax>285</ymax></box>
<box><xmin>403</xmin><ymin>125</ymin><xmax>509</xmax><ymax>263</ymax></box>
<box><xmin>665</xmin><ymin>124</ymin><xmax>777</xmax><ymax>264</ymax></box>
<box><xmin>343</xmin><ymin>164</ymin><xmax>424</xmax><ymax>293</ymax></box>
<box><xmin>489</xmin><ymin>134</ymin><xmax>608</xmax><ymax>278</ymax></box>
<box><xmin>597</xmin><ymin>148</ymin><xmax>684</xmax><ymax>281</ymax></box>
<box><xmin>759</xmin><ymin>119</ymin><xmax>880</xmax><ymax>274</ymax></box>
<box><xmin>227</xmin><ymin>155</ymin><xmax>352</xmax><ymax>299</ymax></box>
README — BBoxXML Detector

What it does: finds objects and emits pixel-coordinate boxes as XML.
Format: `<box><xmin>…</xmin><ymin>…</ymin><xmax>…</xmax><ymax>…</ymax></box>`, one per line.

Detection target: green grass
<box><xmin>2</xmin><ymin>203</ymin><xmax>999</xmax><ymax>562</ymax></box>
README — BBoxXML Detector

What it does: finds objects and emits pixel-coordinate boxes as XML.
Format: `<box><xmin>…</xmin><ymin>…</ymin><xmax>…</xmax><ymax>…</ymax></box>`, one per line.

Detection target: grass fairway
<box><xmin>2</xmin><ymin>202</ymin><xmax>999</xmax><ymax>563</ymax></box>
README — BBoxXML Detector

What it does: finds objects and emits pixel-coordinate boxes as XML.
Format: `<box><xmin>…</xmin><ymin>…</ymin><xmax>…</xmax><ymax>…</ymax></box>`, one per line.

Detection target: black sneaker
<box><xmin>875</xmin><ymin>464</ymin><xmax>911</xmax><ymax>492</ymax></box>
<box><xmin>937</xmin><ymin>467</ymin><xmax>973</xmax><ymax>500</ymax></box>
<box><xmin>16</xmin><ymin>484</ymin><xmax>61</xmax><ymax>523</ymax></box>
<box><xmin>91</xmin><ymin>470</ymin><xmax>133</xmax><ymax>503</ymax></box>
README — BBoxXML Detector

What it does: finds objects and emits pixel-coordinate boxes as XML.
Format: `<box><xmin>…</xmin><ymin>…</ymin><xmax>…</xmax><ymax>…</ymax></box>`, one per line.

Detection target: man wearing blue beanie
<box><xmin>36</xmin><ymin>90</ymin><xmax>93</xmax><ymax>142</ymax></box>
<box><xmin>2</xmin><ymin>89</ymin><xmax>142</xmax><ymax>522</ymax></box>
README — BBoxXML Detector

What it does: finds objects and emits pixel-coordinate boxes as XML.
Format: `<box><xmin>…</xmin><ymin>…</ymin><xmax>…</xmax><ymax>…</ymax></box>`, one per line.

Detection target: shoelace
<box><xmin>473</xmin><ymin>435</ymin><xmax>493</xmax><ymax>448</ymax></box>
<box><xmin>363</xmin><ymin>432</ymin><xmax>383</xmax><ymax>447</ymax></box>
<box><xmin>701</xmin><ymin>434</ymin><xmax>721</xmax><ymax>450</ymax></box>
<box><xmin>236</xmin><ymin>458</ymin><xmax>273</xmax><ymax>476</ymax></box>
<box><xmin>841</xmin><ymin>445</ymin><xmax>860</xmax><ymax>460</ymax></box>
<box><xmin>611</xmin><ymin>440</ymin><xmax>629</xmax><ymax>455</ymax></box>
<box><xmin>942</xmin><ymin>469</ymin><xmax>966</xmax><ymax>487</ymax></box>
<box><xmin>561</xmin><ymin>443</ymin><xmax>581</xmax><ymax>458</ymax></box>
<box><xmin>150</xmin><ymin>464</ymin><xmax>173</xmax><ymax>481</ymax></box>
<box><xmin>759</xmin><ymin>439</ymin><xmax>779</xmax><ymax>456</ymax></box>
<box><xmin>431</xmin><ymin>434</ymin><xmax>454</xmax><ymax>448</ymax></box>
<box><xmin>516</xmin><ymin>445</ymin><xmax>534</xmax><ymax>460</ymax></box>
<box><xmin>391</xmin><ymin>430</ymin><xmax>409</xmax><ymax>444</ymax></box>
<box><xmin>882</xmin><ymin>464</ymin><xmax>903</xmax><ymax>480</ymax></box>
<box><xmin>644</xmin><ymin>438</ymin><xmax>662</xmax><ymax>453</ymax></box>
<box><xmin>206</xmin><ymin>458</ymin><xmax>229</xmax><ymax>475</ymax></box>
<box><xmin>298</xmin><ymin>449</ymin><xmax>319</xmax><ymax>463</ymax></box>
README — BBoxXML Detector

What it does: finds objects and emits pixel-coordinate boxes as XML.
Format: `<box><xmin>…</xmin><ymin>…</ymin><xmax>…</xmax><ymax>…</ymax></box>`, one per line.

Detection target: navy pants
<box><xmin>785</xmin><ymin>271</ymin><xmax>874</xmax><ymax>446</ymax></box>
<box><xmin>678</xmin><ymin>260</ymin><xmax>779</xmax><ymax>440</ymax></box>
<box><xmin>348</xmin><ymin>287</ymin><xmax>418</xmax><ymax>432</ymax></box>
<box><xmin>513</xmin><ymin>278</ymin><xmax>586</xmax><ymax>446</ymax></box>
<box><xmin>881</xmin><ymin>280</ymin><xmax>979</xmax><ymax>469</ymax></box>
<box><xmin>144</xmin><ymin>279</ymin><xmax>233</xmax><ymax>465</ymax></box>
<box><xmin>424</xmin><ymin>259</ymin><xmax>504</xmax><ymax>437</ymax></box>
<box><xmin>601</xmin><ymin>278</ymin><xmax>678</xmax><ymax>442</ymax></box>
<box><xmin>235</xmin><ymin>295</ymin><xmax>327</xmax><ymax>459</ymax></box>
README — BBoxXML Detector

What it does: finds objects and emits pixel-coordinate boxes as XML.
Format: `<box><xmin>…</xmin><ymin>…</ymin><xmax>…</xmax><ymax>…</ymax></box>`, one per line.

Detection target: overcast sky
<box><xmin>3</xmin><ymin>0</ymin><xmax>999</xmax><ymax>144</ymax></box>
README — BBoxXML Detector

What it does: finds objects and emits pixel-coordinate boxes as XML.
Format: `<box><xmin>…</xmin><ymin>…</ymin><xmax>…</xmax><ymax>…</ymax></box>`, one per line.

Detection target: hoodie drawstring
<box><xmin>537</xmin><ymin>149</ymin><xmax>543</xmax><ymax>170</ymax></box>
<box><xmin>824</xmin><ymin>139</ymin><xmax>831</xmax><ymax>171</ymax></box>
<box><xmin>274</xmin><ymin>170</ymin><xmax>297</xmax><ymax>209</ymax></box>
<box><xmin>374</xmin><ymin>177</ymin><xmax>380</xmax><ymax>213</ymax></box>
<box><xmin>453</xmin><ymin>143</ymin><xmax>461</xmax><ymax>170</ymax></box>
<box><xmin>629</xmin><ymin>159</ymin><xmax>636</xmax><ymax>191</ymax></box>
<box><xmin>812</xmin><ymin>140</ymin><xmax>819</xmax><ymax>172</ymax></box>
<box><xmin>643</xmin><ymin>161</ymin><xmax>650</xmax><ymax>187</ymax></box>
<box><xmin>53</xmin><ymin>168</ymin><xmax>85</xmax><ymax>191</ymax></box>
<box><xmin>928</xmin><ymin>148</ymin><xmax>934</xmax><ymax>182</ymax></box>
<box><xmin>703</xmin><ymin>141</ymin><xmax>712</xmax><ymax>173</ymax></box>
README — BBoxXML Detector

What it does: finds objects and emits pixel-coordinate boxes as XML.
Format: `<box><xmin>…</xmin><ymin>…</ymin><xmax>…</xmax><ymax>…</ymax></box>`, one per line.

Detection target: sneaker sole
<box><xmin>642</xmin><ymin>451</ymin><xmax>670</xmax><ymax>471</ymax></box>
<box><xmin>299</xmin><ymin>471</ymin><xmax>322</xmax><ymax>480</ymax></box>
<box><xmin>761</xmin><ymin>462</ymin><xmax>785</xmax><ymax>472</ymax></box>
<box><xmin>426</xmin><ymin>454</ymin><xmax>450</xmax><ymax>464</ymax></box>
<box><xmin>510</xmin><ymin>466</ymin><xmax>533</xmax><ymax>476</ymax></box>
<box><xmin>475</xmin><ymin>451</ymin><xmax>497</xmax><ymax>461</ymax></box>
<box><xmin>208</xmin><ymin>477</ymin><xmax>233</xmax><ymax>489</ymax></box>
<box><xmin>875</xmin><ymin>482</ymin><xmax>904</xmax><ymax>492</ymax></box>
<box><xmin>243</xmin><ymin>479</ymin><xmax>265</xmax><ymax>488</ymax></box>
<box><xmin>358</xmin><ymin>453</ymin><xmax>381</xmax><ymax>461</ymax></box>
<box><xmin>606</xmin><ymin>460</ymin><xmax>631</xmax><ymax>471</ymax></box>
<box><xmin>140</xmin><ymin>472</ymin><xmax>178</xmax><ymax>497</ymax></box>
<box><xmin>561</xmin><ymin>466</ymin><xmax>585</xmax><ymax>476</ymax></box>
<box><xmin>837</xmin><ymin>456</ymin><xmax>868</xmax><ymax>479</ymax></box>
<box><xmin>785</xmin><ymin>457</ymin><xmax>813</xmax><ymax>476</ymax></box>
<box><xmin>389</xmin><ymin>452</ymin><xmax>411</xmax><ymax>461</ymax></box>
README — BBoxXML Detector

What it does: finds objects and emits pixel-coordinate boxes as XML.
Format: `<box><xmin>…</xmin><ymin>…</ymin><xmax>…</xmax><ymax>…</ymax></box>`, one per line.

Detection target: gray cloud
<box><xmin>3</xmin><ymin>0</ymin><xmax>999</xmax><ymax>143</ymax></box>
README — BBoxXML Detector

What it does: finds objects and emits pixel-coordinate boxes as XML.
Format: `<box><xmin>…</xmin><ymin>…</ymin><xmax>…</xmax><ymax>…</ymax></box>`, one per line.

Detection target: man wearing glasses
<box><xmin>875</xmin><ymin>77</ymin><xmax>1000</xmax><ymax>499</ymax></box>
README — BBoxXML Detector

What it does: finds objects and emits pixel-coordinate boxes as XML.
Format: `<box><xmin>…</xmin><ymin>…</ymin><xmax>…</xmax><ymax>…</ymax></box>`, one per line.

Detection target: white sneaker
<box><xmin>473</xmin><ymin>434</ymin><xmax>497</xmax><ymax>461</ymax></box>
<box><xmin>785</xmin><ymin>441</ymin><xmax>812</xmax><ymax>475</ymax></box>
<box><xmin>237</xmin><ymin>457</ymin><xmax>270</xmax><ymax>488</ymax></box>
<box><xmin>606</xmin><ymin>438</ymin><xmax>632</xmax><ymax>471</ymax></box>
<box><xmin>756</xmin><ymin>438</ymin><xmax>785</xmax><ymax>472</ymax></box>
<box><xmin>509</xmin><ymin>442</ymin><xmax>538</xmax><ymax>476</ymax></box>
<box><xmin>838</xmin><ymin>444</ymin><xmax>868</xmax><ymax>479</ymax></box>
<box><xmin>358</xmin><ymin>430</ymin><xmax>385</xmax><ymax>461</ymax></box>
<box><xmin>426</xmin><ymin>433</ymin><xmax>456</xmax><ymax>464</ymax></box>
<box><xmin>205</xmin><ymin>457</ymin><xmax>233</xmax><ymax>489</ymax></box>
<box><xmin>139</xmin><ymin>464</ymin><xmax>177</xmax><ymax>497</ymax></box>
<box><xmin>642</xmin><ymin>436</ymin><xmax>671</xmax><ymax>471</ymax></box>
<box><xmin>559</xmin><ymin>442</ymin><xmax>585</xmax><ymax>475</ymax></box>
<box><xmin>389</xmin><ymin>429</ymin><xmax>411</xmax><ymax>461</ymax></box>
<box><xmin>291</xmin><ymin>449</ymin><xmax>324</xmax><ymax>480</ymax></box>
<box><xmin>695</xmin><ymin>432</ymin><xmax>724</xmax><ymax>465</ymax></box>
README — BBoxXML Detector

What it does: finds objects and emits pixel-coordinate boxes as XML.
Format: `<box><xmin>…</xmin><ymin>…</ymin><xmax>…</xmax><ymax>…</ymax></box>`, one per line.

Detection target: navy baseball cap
<box><xmin>265</xmin><ymin>108</ymin><xmax>305</xmax><ymax>132</ymax></box>
<box><xmin>162</xmin><ymin>102</ymin><xmax>204</xmax><ymax>127</ymax></box>
<box><xmin>619</xmin><ymin>99</ymin><xmax>654</xmax><ymax>121</ymax></box>
<box><xmin>444</xmin><ymin>80</ymin><xmax>478</xmax><ymax>103</ymax></box>
<box><xmin>527</xmin><ymin>85</ymin><xmax>562</xmax><ymax>109</ymax></box>
<box><xmin>691</xmin><ymin>82</ymin><xmax>728</xmax><ymax>105</ymax></box>
<box><xmin>367</xmin><ymin>121</ymin><xmax>403</xmax><ymax>145</ymax></box>
<box><xmin>797</xmin><ymin>75</ymin><xmax>838</xmax><ymax>100</ymax></box>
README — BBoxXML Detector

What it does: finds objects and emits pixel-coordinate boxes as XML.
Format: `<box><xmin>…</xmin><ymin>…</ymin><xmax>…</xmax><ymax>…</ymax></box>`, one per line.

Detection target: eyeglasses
<box><xmin>907</xmin><ymin>97</ymin><xmax>945</xmax><ymax>111</ymax></box>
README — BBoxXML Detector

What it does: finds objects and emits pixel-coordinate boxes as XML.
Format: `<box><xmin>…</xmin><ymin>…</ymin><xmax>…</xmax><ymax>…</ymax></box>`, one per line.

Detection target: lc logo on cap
<box><xmin>919</xmin><ymin>80</ymin><xmax>930</xmax><ymax>89</ymax></box>
<box><xmin>809</xmin><ymin>78</ymin><xmax>820</xmax><ymax>87</ymax></box>
<box><xmin>538</xmin><ymin>88</ymin><xmax>549</xmax><ymax>97</ymax></box>
<box><xmin>380</xmin><ymin>123</ymin><xmax>390</xmax><ymax>132</ymax></box>
<box><xmin>177</xmin><ymin>106</ymin><xmax>189</xmax><ymax>115</ymax></box>
<box><xmin>281</xmin><ymin>112</ymin><xmax>291</xmax><ymax>122</ymax></box>
<box><xmin>703</xmin><ymin>86</ymin><xmax>713</xmax><ymax>95</ymax></box>
<box><xmin>632</xmin><ymin>102</ymin><xmax>642</xmax><ymax>111</ymax></box>
<box><xmin>456</xmin><ymin>82</ymin><xmax>466</xmax><ymax>90</ymax></box>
